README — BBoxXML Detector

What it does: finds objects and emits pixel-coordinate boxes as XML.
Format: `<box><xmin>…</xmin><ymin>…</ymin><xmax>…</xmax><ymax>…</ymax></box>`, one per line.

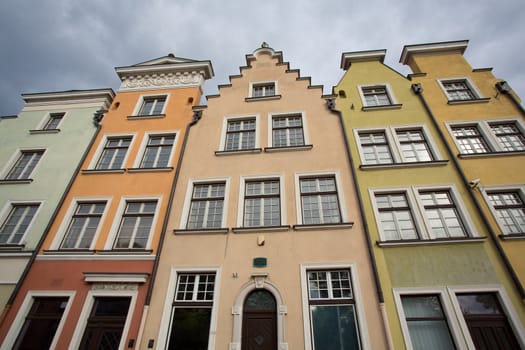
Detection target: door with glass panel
<box><xmin>242</xmin><ymin>290</ymin><xmax>277</xmax><ymax>350</ymax></box>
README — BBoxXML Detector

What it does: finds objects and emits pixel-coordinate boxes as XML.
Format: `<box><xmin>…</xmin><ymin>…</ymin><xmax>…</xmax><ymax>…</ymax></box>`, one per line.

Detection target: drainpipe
<box><xmin>326</xmin><ymin>98</ymin><xmax>394</xmax><ymax>350</ymax></box>
<box><xmin>412</xmin><ymin>83</ymin><xmax>525</xmax><ymax>299</ymax></box>
<box><xmin>137</xmin><ymin>108</ymin><xmax>204</xmax><ymax>349</ymax></box>
<box><xmin>495</xmin><ymin>81</ymin><xmax>525</xmax><ymax>116</ymax></box>
<box><xmin>0</xmin><ymin>109</ymin><xmax>108</xmax><ymax>325</ymax></box>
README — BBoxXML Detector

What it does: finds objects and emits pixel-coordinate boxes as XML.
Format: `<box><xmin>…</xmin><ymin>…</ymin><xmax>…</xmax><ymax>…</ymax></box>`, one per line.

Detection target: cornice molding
<box><xmin>340</xmin><ymin>49</ymin><xmax>386</xmax><ymax>70</ymax></box>
<box><xmin>21</xmin><ymin>89</ymin><xmax>115</xmax><ymax>108</ymax></box>
<box><xmin>400</xmin><ymin>40</ymin><xmax>469</xmax><ymax>64</ymax></box>
<box><xmin>118</xmin><ymin>71</ymin><xmax>206</xmax><ymax>92</ymax></box>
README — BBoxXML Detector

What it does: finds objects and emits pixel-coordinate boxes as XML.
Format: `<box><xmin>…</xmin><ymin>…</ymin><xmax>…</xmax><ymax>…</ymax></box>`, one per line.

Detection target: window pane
<box><xmin>456</xmin><ymin>293</ymin><xmax>502</xmax><ymax>315</ymax></box>
<box><xmin>167</xmin><ymin>308</ymin><xmax>211</xmax><ymax>350</ymax></box>
<box><xmin>0</xmin><ymin>204</ymin><xmax>39</xmax><ymax>244</ymax></box>
<box><xmin>401</xmin><ymin>295</ymin><xmax>455</xmax><ymax>350</ymax></box>
<box><xmin>310</xmin><ymin>305</ymin><xmax>360</xmax><ymax>350</ymax></box>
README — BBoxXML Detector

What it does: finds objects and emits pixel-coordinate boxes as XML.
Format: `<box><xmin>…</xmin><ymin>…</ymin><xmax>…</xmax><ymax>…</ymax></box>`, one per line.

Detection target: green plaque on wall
<box><xmin>253</xmin><ymin>257</ymin><xmax>267</xmax><ymax>268</ymax></box>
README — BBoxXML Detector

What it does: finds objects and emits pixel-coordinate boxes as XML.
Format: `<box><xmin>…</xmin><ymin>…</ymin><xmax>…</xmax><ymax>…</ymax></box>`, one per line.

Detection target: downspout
<box><xmin>137</xmin><ymin>108</ymin><xmax>203</xmax><ymax>349</ymax></box>
<box><xmin>496</xmin><ymin>81</ymin><xmax>525</xmax><ymax>116</ymax></box>
<box><xmin>326</xmin><ymin>98</ymin><xmax>394</xmax><ymax>350</ymax></box>
<box><xmin>412</xmin><ymin>83</ymin><xmax>525</xmax><ymax>299</ymax></box>
<box><xmin>0</xmin><ymin>109</ymin><xmax>108</xmax><ymax>325</ymax></box>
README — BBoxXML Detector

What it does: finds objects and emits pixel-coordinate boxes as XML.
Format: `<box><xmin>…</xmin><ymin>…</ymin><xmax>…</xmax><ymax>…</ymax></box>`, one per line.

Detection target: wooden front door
<box><xmin>457</xmin><ymin>293</ymin><xmax>521</xmax><ymax>350</ymax></box>
<box><xmin>242</xmin><ymin>290</ymin><xmax>277</xmax><ymax>350</ymax></box>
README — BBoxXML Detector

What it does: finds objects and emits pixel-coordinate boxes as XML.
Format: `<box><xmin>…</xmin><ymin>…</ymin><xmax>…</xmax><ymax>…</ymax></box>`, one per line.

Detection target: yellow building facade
<box><xmin>334</xmin><ymin>48</ymin><xmax>525</xmax><ymax>349</ymax></box>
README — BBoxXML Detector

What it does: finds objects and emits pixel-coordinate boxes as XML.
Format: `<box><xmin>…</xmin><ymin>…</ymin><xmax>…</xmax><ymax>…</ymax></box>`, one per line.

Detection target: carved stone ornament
<box><xmin>120</xmin><ymin>72</ymin><xmax>204</xmax><ymax>91</ymax></box>
<box><xmin>92</xmin><ymin>282</ymin><xmax>138</xmax><ymax>291</ymax></box>
<box><xmin>252</xmin><ymin>274</ymin><xmax>267</xmax><ymax>289</ymax></box>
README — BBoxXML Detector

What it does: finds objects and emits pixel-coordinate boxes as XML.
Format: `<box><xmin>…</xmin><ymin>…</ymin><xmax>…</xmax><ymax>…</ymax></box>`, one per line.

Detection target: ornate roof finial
<box><xmin>261</xmin><ymin>42</ymin><xmax>269</xmax><ymax>48</ymax></box>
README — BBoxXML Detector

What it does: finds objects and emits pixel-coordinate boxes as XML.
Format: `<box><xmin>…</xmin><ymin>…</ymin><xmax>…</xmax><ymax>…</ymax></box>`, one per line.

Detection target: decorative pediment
<box><xmin>115</xmin><ymin>54</ymin><xmax>214</xmax><ymax>92</ymax></box>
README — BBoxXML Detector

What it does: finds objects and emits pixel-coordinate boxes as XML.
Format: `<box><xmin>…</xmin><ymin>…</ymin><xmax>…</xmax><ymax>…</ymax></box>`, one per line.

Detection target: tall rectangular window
<box><xmin>272</xmin><ymin>115</ymin><xmax>305</xmax><ymax>147</ymax></box>
<box><xmin>168</xmin><ymin>273</ymin><xmax>215</xmax><ymax>349</ymax></box>
<box><xmin>5</xmin><ymin>150</ymin><xmax>44</xmax><ymax>180</ymax></box>
<box><xmin>361</xmin><ymin>86</ymin><xmax>391</xmax><ymax>106</ymax></box>
<box><xmin>487</xmin><ymin>191</ymin><xmax>525</xmax><ymax>235</ymax></box>
<box><xmin>187</xmin><ymin>183</ymin><xmax>225</xmax><ymax>229</ymax></box>
<box><xmin>13</xmin><ymin>297</ymin><xmax>69</xmax><ymax>350</ymax></box>
<box><xmin>114</xmin><ymin>201</ymin><xmax>157</xmax><ymax>249</ymax></box>
<box><xmin>140</xmin><ymin>134</ymin><xmax>175</xmax><ymax>168</ymax></box>
<box><xmin>307</xmin><ymin>270</ymin><xmax>360</xmax><ymax>349</ymax></box>
<box><xmin>419</xmin><ymin>191</ymin><xmax>466</xmax><ymax>238</ymax></box>
<box><xmin>244</xmin><ymin>179</ymin><xmax>280</xmax><ymax>227</ymax></box>
<box><xmin>252</xmin><ymin>83</ymin><xmax>275</xmax><ymax>97</ymax></box>
<box><xmin>358</xmin><ymin>131</ymin><xmax>393</xmax><ymax>164</ymax></box>
<box><xmin>401</xmin><ymin>295</ymin><xmax>456</xmax><ymax>350</ymax></box>
<box><xmin>0</xmin><ymin>204</ymin><xmax>39</xmax><ymax>245</ymax></box>
<box><xmin>95</xmin><ymin>137</ymin><xmax>132</xmax><ymax>170</ymax></box>
<box><xmin>396</xmin><ymin>129</ymin><xmax>433</xmax><ymax>162</ymax></box>
<box><xmin>489</xmin><ymin>122</ymin><xmax>525</xmax><ymax>152</ymax></box>
<box><xmin>451</xmin><ymin>126</ymin><xmax>489</xmax><ymax>154</ymax></box>
<box><xmin>225</xmin><ymin>118</ymin><xmax>256</xmax><ymax>151</ymax></box>
<box><xmin>42</xmin><ymin>113</ymin><xmax>64</xmax><ymax>130</ymax></box>
<box><xmin>300</xmin><ymin>176</ymin><xmax>341</xmax><ymax>224</ymax></box>
<box><xmin>138</xmin><ymin>96</ymin><xmax>166</xmax><ymax>116</ymax></box>
<box><xmin>442</xmin><ymin>80</ymin><xmax>476</xmax><ymax>101</ymax></box>
<box><xmin>60</xmin><ymin>202</ymin><xmax>106</xmax><ymax>249</ymax></box>
<box><xmin>375</xmin><ymin>193</ymin><xmax>418</xmax><ymax>240</ymax></box>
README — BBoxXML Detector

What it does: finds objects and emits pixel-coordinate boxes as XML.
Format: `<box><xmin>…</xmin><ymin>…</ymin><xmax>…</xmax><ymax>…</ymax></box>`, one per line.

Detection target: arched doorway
<box><xmin>242</xmin><ymin>290</ymin><xmax>277</xmax><ymax>350</ymax></box>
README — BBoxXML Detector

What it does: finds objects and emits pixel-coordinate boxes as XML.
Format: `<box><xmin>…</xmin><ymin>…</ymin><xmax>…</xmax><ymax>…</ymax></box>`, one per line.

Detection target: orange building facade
<box><xmin>0</xmin><ymin>55</ymin><xmax>213</xmax><ymax>349</ymax></box>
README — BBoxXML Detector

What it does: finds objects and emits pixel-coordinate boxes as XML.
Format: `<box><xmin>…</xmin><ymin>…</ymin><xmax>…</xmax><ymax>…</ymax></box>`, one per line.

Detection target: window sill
<box><xmin>458</xmin><ymin>151</ymin><xmax>525</xmax><ymax>158</ymax></box>
<box><xmin>127</xmin><ymin>167</ymin><xmax>174</xmax><ymax>173</ymax></box>
<box><xmin>97</xmin><ymin>249</ymin><xmax>154</xmax><ymax>254</ymax></box>
<box><xmin>245</xmin><ymin>95</ymin><xmax>282</xmax><ymax>102</ymax></box>
<box><xmin>264</xmin><ymin>145</ymin><xmax>313</xmax><ymax>152</ymax></box>
<box><xmin>499</xmin><ymin>233</ymin><xmax>525</xmax><ymax>241</ymax></box>
<box><xmin>0</xmin><ymin>179</ymin><xmax>33</xmax><ymax>184</ymax></box>
<box><xmin>362</xmin><ymin>104</ymin><xmax>402</xmax><ymax>111</ymax></box>
<box><xmin>377</xmin><ymin>236</ymin><xmax>486</xmax><ymax>247</ymax></box>
<box><xmin>447</xmin><ymin>98</ymin><xmax>490</xmax><ymax>105</ymax></box>
<box><xmin>215</xmin><ymin>148</ymin><xmax>263</xmax><ymax>156</ymax></box>
<box><xmin>29</xmin><ymin>129</ymin><xmax>60</xmax><ymax>134</ymax></box>
<box><xmin>0</xmin><ymin>244</ymin><xmax>26</xmax><ymax>251</ymax></box>
<box><xmin>293</xmin><ymin>222</ymin><xmax>354</xmax><ymax>231</ymax></box>
<box><xmin>82</xmin><ymin>168</ymin><xmax>126</xmax><ymax>174</ymax></box>
<box><xmin>43</xmin><ymin>249</ymin><xmax>95</xmax><ymax>255</ymax></box>
<box><xmin>127</xmin><ymin>114</ymin><xmax>166</xmax><ymax>120</ymax></box>
<box><xmin>233</xmin><ymin>225</ymin><xmax>291</xmax><ymax>233</ymax></box>
<box><xmin>174</xmin><ymin>228</ymin><xmax>229</xmax><ymax>235</ymax></box>
<box><xmin>360</xmin><ymin>160</ymin><xmax>449</xmax><ymax>170</ymax></box>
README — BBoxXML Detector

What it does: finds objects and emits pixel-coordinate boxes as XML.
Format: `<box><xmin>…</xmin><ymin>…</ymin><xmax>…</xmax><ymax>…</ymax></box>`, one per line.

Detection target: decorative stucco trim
<box><xmin>118</xmin><ymin>71</ymin><xmax>206</xmax><ymax>92</ymax></box>
<box><xmin>83</xmin><ymin>272</ymin><xmax>149</xmax><ymax>284</ymax></box>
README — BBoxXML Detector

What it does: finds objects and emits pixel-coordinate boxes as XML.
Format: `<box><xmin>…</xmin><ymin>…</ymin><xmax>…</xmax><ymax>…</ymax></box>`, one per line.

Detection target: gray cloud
<box><xmin>1</xmin><ymin>0</ymin><xmax>523</xmax><ymax>115</ymax></box>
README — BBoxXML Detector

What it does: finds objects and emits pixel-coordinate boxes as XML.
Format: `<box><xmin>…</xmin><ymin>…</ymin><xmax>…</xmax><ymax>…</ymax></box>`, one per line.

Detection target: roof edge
<box><xmin>340</xmin><ymin>49</ymin><xmax>386</xmax><ymax>70</ymax></box>
<box><xmin>400</xmin><ymin>40</ymin><xmax>469</xmax><ymax>64</ymax></box>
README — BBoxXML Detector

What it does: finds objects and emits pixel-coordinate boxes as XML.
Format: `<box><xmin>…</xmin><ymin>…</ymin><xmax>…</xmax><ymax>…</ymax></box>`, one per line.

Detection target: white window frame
<box><xmin>357</xmin><ymin>83</ymin><xmax>398</xmax><ymax>107</ymax></box>
<box><xmin>218</xmin><ymin>115</ymin><xmax>260</xmax><ymax>151</ymax></box>
<box><xmin>156</xmin><ymin>266</ymin><xmax>221</xmax><ymax>350</ymax></box>
<box><xmin>268</xmin><ymin>111</ymin><xmax>309</xmax><ymax>147</ymax></box>
<box><xmin>179</xmin><ymin>178</ymin><xmax>231</xmax><ymax>230</ymax></box>
<box><xmin>370</xmin><ymin>185</ymin><xmax>478</xmax><ymax>241</ymax></box>
<box><xmin>131</xmin><ymin>93</ymin><xmax>170</xmax><ymax>116</ymax></box>
<box><xmin>132</xmin><ymin>131</ymin><xmax>179</xmax><ymax>168</ymax></box>
<box><xmin>481</xmin><ymin>185</ymin><xmax>525</xmax><ymax>236</ymax></box>
<box><xmin>1</xmin><ymin>148</ymin><xmax>46</xmax><ymax>180</ymax></box>
<box><xmin>447</xmin><ymin>118</ymin><xmax>525</xmax><ymax>154</ymax></box>
<box><xmin>294</xmin><ymin>171</ymin><xmax>348</xmax><ymax>225</ymax></box>
<box><xmin>104</xmin><ymin>195</ymin><xmax>162</xmax><ymax>250</ymax></box>
<box><xmin>88</xmin><ymin>133</ymin><xmax>136</xmax><ymax>170</ymax></box>
<box><xmin>50</xmin><ymin>196</ymin><xmax>111</xmax><ymax>250</ymax></box>
<box><xmin>249</xmin><ymin>81</ymin><xmax>278</xmax><ymax>98</ymax></box>
<box><xmin>300</xmin><ymin>262</ymin><xmax>371</xmax><ymax>350</ymax></box>
<box><xmin>38</xmin><ymin>112</ymin><xmax>66</xmax><ymax>130</ymax></box>
<box><xmin>355</xmin><ymin>125</ymin><xmax>441</xmax><ymax>165</ymax></box>
<box><xmin>0</xmin><ymin>200</ymin><xmax>42</xmax><ymax>245</ymax></box>
<box><xmin>2</xmin><ymin>290</ymin><xmax>76</xmax><ymax>350</ymax></box>
<box><xmin>68</xmin><ymin>286</ymin><xmax>138</xmax><ymax>350</ymax></box>
<box><xmin>393</xmin><ymin>287</ymin><xmax>465</xmax><ymax>350</ymax></box>
<box><xmin>437</xmin><ymin>77</ymin><xmax>483</xmax><ymax>101</ymax></box>
<box><xmin>237</xmin><ymin>174</ymin><xmax>286</xmax><ymax>227</ymax></box>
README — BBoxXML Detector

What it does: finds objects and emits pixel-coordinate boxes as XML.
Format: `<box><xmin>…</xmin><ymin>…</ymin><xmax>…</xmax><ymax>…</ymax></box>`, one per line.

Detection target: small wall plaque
<box><xmin>253</xmin><ymin>257</ymin><xmax>267</xmax><ymax>268</ymax></box>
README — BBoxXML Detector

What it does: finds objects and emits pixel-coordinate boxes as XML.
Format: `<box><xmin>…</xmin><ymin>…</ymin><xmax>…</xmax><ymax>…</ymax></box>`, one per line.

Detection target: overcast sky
<box><xmin>1</xmin><ymin>0</ymin><xmax>523</xmax><ymax>116</ymax></box>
